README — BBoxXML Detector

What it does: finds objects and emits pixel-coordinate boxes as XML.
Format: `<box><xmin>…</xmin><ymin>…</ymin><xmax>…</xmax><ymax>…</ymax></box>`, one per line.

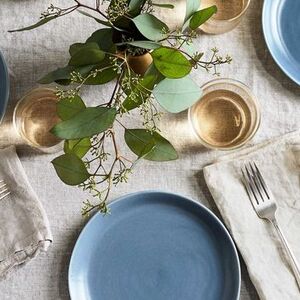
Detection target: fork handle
<box><xmin>272</xmin><ymin>219</ymin><xmax>300</xmax><ymax>289</ymax></box>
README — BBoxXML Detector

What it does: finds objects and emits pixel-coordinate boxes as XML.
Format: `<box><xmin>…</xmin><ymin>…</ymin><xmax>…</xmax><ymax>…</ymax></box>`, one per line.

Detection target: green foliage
<box><xmin>184</xmin><ymin>0</ymin><xmax>200</xmax><ymax>22</ymax></box>
<box><xmin>86</xmin><ymin>28</ymin><xmax>116</xmax><ymax>52</ymax></box>
<box><xmin>68</xmin><ymin>44</ymin><xmax>105</xmax><ymax>66</ymax></box>
<box><xmin>10</xmin><ymin>0</ymin><xmax>232</xmax><ymax>215</ymax></box>
<box><xmin>51</xmin><ymin>107</ymin><xmax>117</xmax><ymax>139</ymax></box>
<box><xmin>125</xmin><ymin>41</ymin><xmax>161</xmax><ymax>50</ymax></box>
<box><xmin>57</xmin><ymin>95</ymin><xmax>86</xmax><ymax>120</ymax></box>
<box><xmin>189</xmin><ymin>6</ymin><xmax>217</xmax><ymax>30</ymax></box>
<box><xmin>38</xmin><ymin>65</ymin><xmax>94</xmax><ymax>84</ymax></box>
<box><xmin>52</xmin><ymin>153</ymin><xmax>90</xmax><ymax>186</ymax></box>
<box><xmin>125</xmin><ymin>129</ymin><xmax>178</xmax><ymax>161</ymax></box>
<box><xmin>132</xmin><ymin>13</ymin><xmax>169</xmax><ymax>41</ymax></box>
<box><xmin>64</xmin><ymin>138</ymin><xmax>91</xmax><ymax>158</ymax></box>
<box><xmin>9</xmin><ymin>16</ymin><xmax>58</xmax><ymax>32</ymax></box>
<box><xmin>151</xmin><ymin>47</ymin><xmax>192</xmax><ymax>78</ymax></box>
<box><xmin>153</xmin><ymin>77</ymin><xmax>202</xmax><ymax>113</ymax></box>
<box><xmin>77</xmin><ymin>10</ymin><xmax>111</xmax><ymax>27</ymax></box>
<box><xmin>152</xmin><ymin>3</ymin><xmax>174</xmax><ymax>9</ymax></box>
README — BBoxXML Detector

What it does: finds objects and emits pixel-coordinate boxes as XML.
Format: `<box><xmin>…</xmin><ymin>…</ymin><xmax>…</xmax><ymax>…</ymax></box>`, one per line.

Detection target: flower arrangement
<box><xmin>11</xmin><ymin>0</ymin><xmax>231</xmax><ymax>216</ymax></box>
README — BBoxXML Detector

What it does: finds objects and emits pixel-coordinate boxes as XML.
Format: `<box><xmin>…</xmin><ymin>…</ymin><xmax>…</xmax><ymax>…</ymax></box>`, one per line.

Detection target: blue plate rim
<box><xmin>68</xmin><ymin>190</ymin><xmax>241</xmax><ymax>300</ymax></box>
<box><xmin>0</xmin><ymin>51</ymin><xmax>9</xmax><ymax>124</ymax></box>
<box><xmin>262</xmin><ymin>0</ymin><xmax>300</xmax><ymax>85</ymax></box>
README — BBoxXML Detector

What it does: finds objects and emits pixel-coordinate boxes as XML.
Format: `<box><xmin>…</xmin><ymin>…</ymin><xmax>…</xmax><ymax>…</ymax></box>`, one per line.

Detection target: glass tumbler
<box><xmin>200</xmin><ymin>0</ymin><xmax>251</xmax><ymax>34</ymax></box>
<box><xmin>188</xmin><ymin>78</ymin><xmax>260</xmax><ymax>150</ymax></box>
<box><xmin>13</xmin><ymin>87</ymin><xmax>62</xmax><ymax>153</ymax></box>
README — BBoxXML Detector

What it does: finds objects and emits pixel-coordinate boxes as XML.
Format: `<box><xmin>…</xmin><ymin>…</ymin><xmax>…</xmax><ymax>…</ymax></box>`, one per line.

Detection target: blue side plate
<box><xmin>263</xmin><ymin>0</ymin><xmax>300</xmax><ymax>85</ymax></box>
<box><xmin>0</xmin><ymin>51</ymin><xmax>9</xmax><ymax>124</ymax></box>
<box><xmin>69</xmin><ymin>191</ymin><xmax>240</xmax><ymax>300</ymax></box>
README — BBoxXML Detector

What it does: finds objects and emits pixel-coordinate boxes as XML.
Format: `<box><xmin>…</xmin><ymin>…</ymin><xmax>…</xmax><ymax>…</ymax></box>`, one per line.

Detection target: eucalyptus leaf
<box><xmin>126</xmin><ymin>40</ymin><xmax>161</xmax><ymax>49</ymax></box>
<box><xmin>184</xmin><ymin>0</ymin><xmax>200</xmax><ymax>22</ymax></box>
<box><xmin>153</xmin><ymin>77</ymin><xmax>202</xmax><ymax>113</ymax></box>
<box><xmin>52</xmin><ymin>153</ymin><xmax>90</xmax><ymax>186</ymax></box>
<box><xmin>69</xmin><ymin>46</ymin><xmax>105</xmax><ymax>67</ymax></box>
<box><xmin>51</xmin><ymin>107</ymin><xmax>117</xmax><ymax>139</ymax></box>
<box><xmin>189</xmin><ymin>5</ymin><xmax>217</xmax><ymax>30</ymax></box>
<box><xmin>125</xmin><ymin>129</ymin><xmax>178</xmax><ymax>161</ymax></box>
<box><xmin>152</xmin><ymin>3</ymin><xmax>174</xmax><ymax>9</ymax></box>
<box><xmin>77</xmin><ymin>10</ymin><xmax>111</xmax><ymax>27</ymax></box>
<box><xmin>69</xmin><ymin>42</ymin><xmax>99</xmax><ymax>57</ymax></box>
<box><xmin>86</xmin><ymin>28</ymin><xmax>116</xmax><ymax>52</ymax></box>
<box><xmin>57</xmin><ymin>95</ymin><xmax>86</xmax><ymax>120</ymax></box>
<box><xmin>84</xmin><ymin>66</ymin><xmax>118</xmax><ymax>85</ymax></box>
<box><xmin>129</xmin><ymin>0</ymin><xmax>144</xmax><ymax>15</ymax></box>
<box><xmin>122</xmin><ymin>64</ymin><xmax>164</xmax><ymax>111</ymax></box>
<box><xmin>122</xmin><ymin>74</ymin><xmax>156</xmax><ymax>111</ymax></box>
<box><xmin>9</xmin><ymin>16</ymin><xmax>57</xmax><ymax>32</ymax></box>
<box><xmin>38</xmin><ymin>65</ymin><xmax>95</xmax><ymax>84</ymax></box>
<box><xmin>151</xmin><ymin>47</ymin><xmax>192</xmax><ymax>78</ymax></box>
<box><xmin>132</xmin><ymin>13</ymin><xmax>169</xmax><ymax>41</ymax></box>
<box><xmin>64</xmin><ymin>138</ymin><xmax>91</xmax><ymax>158</ymax></box>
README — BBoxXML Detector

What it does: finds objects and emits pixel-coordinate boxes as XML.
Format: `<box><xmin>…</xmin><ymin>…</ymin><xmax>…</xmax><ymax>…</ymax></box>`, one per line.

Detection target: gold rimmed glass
<box><xmin>200</xmin><ymin>0</ymin><xmax>251</xmax><ymax>34</ymax></box>
<box><xmin>13</xmin><ymin>87</ymin><xmax>62</xmax><ymax>153</ymax></box>
<box><xmin>188</xmin><ymin>78</ymin><xmax>260</xmax><ymax>150</ymax></box>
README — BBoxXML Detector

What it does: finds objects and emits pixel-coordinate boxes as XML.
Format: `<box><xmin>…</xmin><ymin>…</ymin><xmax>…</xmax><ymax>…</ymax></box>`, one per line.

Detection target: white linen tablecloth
<box><xmin>0</xmin><ymin>0</ymin><xmax>300</xmax><ymax>299</ymax></box>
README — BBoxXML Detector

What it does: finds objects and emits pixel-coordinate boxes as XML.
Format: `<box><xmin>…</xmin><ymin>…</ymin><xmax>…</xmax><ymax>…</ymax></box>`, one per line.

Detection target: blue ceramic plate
<box><xmin>0</xmin><ymin>51</ymin><xmax>9</xmax><ymax>124</ymax></box>
<box><xmin>69</xmin><ymin>191</ymin><xmax>240</xmax><ymax>300</ymax></box>
<box><xmin>263</xmin><ymin>0</ymin><xmax>300</xmax><ymax>85</ymax></box>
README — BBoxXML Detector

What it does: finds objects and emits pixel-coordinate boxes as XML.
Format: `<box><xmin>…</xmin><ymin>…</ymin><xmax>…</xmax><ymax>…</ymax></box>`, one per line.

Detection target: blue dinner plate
<box><xmin>263</xmin><ymin>0</ymin><xmax>300</xmax><ymax>85</ymax></box>
<box><xmin>69</xmin><ymin>191</ymin><xmax>240</xmax><ymax>300</ymax></box>
<box><xmin>0</xmin><ymin>51</ymin><xmax>9</xmax><ymax>124</ymax></box>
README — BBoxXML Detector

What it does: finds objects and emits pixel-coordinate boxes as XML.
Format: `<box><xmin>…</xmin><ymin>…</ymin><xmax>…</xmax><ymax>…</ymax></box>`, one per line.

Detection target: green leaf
<box><xmin>153</xmin><ymin>77</ymin><xmax>202</xmax><ymax>113</ymax></box>
<box><xmin>151</xmin><ymin>47</ymin><xmax>192</xmax><ymax>79</ymax></box>
<box><xmin>69</xmin><ymin>45</ymin><xmax>105</xmax><ymax>67</ymax></box>
<box><xmin>51</xmin><ymin>107</ymin><xmax>117</xmax><ymax>139</ymax></box>
<box><xmin>184</xmin><ymin>0</ymin><xmax>200</xmax><ymax>22</ymax></box>
<box><xmin>52</xmin><ymin>153</ymin><xmax>90</xmax><ymax>186</ymax></box>
<box><xmin>126</xmin><ymin>40</ymin><xmax>161</xmax><ymax>50</ymax></box>
<box><xmin>86</xmin><ymin>28</ymin><xmax>116</xmax><ymax>52</ymax></box>
<box><xmin>84</xmin><ymin>66</ymin><xmax>118</xmax><ymax>85</ymax></box>
<box><xmin>38</xmin><ymin>65</ymin><xmax>95</xmax><ymax>84</ymax></box>
<box><xmin>77</xmin><ymin>10</ymin><xmax>111</xmax><ymax>27</ymax></box>
<box><xmin>57</xmin><ymin>95</ymin><xmax>86</xmax><ymax>120</ymax></box>
<box><xmin>189</xmin><ymin>6</ymin><xmax>217</xmax><ymax>30</ymax></box>
<box><xmin>129</xmin><ymin>0</ymin><xmax>144</xmax><ymax>14</ymax></box>
<box><xmin>69</xmin><ymin>42</ymin><xmax>99</xmax><ymax>57</ymax></box>
<box><xmin>122</xmin><ymin>64</ymin><xmax>164</xmax><ymax>111</ymax></box>
<box><xmin>132</xmin><ymin>13</ymin><xmax>169</xmax><ymax>41</ymax></box>
<box><xmin>125</xmin><ymin>129</ymin><xmax>178</xmax><ymax>161</ymax></box>
<box><xmin>152</xmin><ymin>3</ymin><xmax>174</xmax><ymax>9</ymax></box>
<box><xmin>9</xmin><ymin>16</ymin><xmax>57</xmax><ymax>32</ymax></box>
<box><xmin>64</xmin><ymin>138</ymin><xmax>91</xmax><ymax>158</ymax></box>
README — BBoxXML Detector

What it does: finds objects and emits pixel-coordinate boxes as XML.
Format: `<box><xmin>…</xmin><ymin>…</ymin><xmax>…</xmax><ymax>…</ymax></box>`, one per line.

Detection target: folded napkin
<box><xmin>203</xmin><ymin>131</ymin><xmax>300</xmax><ymax>300</ymax></box>
<box><xmin>0</xmin><ymin>146</ymin><xmax>52</xmax><ymax>278</ymax></box>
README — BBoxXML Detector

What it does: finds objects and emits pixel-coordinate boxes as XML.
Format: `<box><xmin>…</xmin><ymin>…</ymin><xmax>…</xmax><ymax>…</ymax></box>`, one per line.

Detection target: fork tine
<box><xmin>242</xmin><ymin>166</ymin><xmax>259</xmax><ymax>205</ymax></box>
<box><xmin>253</xmin><ymin>162</ymin><xmax>270</xmax><ymax>199</ymax></box>
<box><xmin>249</xmin><ymin>162</ymin><xmax>265</xmax><ymax>201</ymax></box>
<box><xmin>0</xmin><ymin>181</ymin><xmax>10</xmax><ymax>200</ymax></box>
<box><xmin>0</xmin><ymin>190</ymin><xmax>10</xmax><ymax>200</ymax></box>
<box><xmin>245</xmin><ymin>164</ymin><xmax>262</xmax><ymax>204</ymax></box>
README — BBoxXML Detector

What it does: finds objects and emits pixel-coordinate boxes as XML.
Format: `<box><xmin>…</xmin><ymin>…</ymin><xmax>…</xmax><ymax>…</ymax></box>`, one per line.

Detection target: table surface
<box><xmin>1</xmin><ymin>0</ymin><xmax>300</xmax><ymax>299</ymax></box>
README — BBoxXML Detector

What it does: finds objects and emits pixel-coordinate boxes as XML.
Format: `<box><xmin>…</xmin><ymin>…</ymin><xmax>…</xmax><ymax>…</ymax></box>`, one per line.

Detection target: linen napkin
<box><xmin>0</xmin><ymin>146</ymin><xmax>52</xmax><ymax>278</ymax></box>
<box><xmin>203</xmin><ymin>130</ymin><xmax>300</xmax><ymax>300</ymax></box>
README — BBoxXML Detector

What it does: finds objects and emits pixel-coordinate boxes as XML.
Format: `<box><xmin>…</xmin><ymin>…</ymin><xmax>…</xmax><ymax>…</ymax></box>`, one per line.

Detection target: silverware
<box><xmin>242</xmin><ymin>162</ymin><xmax>300</xmax><ymax>288</ymax></box>
<box><xmin>0</xmin><ymin>180</ymin><xmax>10</xmax><ymax>200</ymax></box>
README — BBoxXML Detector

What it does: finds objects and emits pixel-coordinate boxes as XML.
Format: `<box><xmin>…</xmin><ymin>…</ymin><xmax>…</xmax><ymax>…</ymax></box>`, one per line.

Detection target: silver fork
<box><xmin>0</xmin><ymin>180</ymin><xmax>10</xmax><ymax>201</ymax></box>
<box><xmin>242</xmin><ymin>162</ymin><xmax>300</xmax><ymax>288</ymax></box>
